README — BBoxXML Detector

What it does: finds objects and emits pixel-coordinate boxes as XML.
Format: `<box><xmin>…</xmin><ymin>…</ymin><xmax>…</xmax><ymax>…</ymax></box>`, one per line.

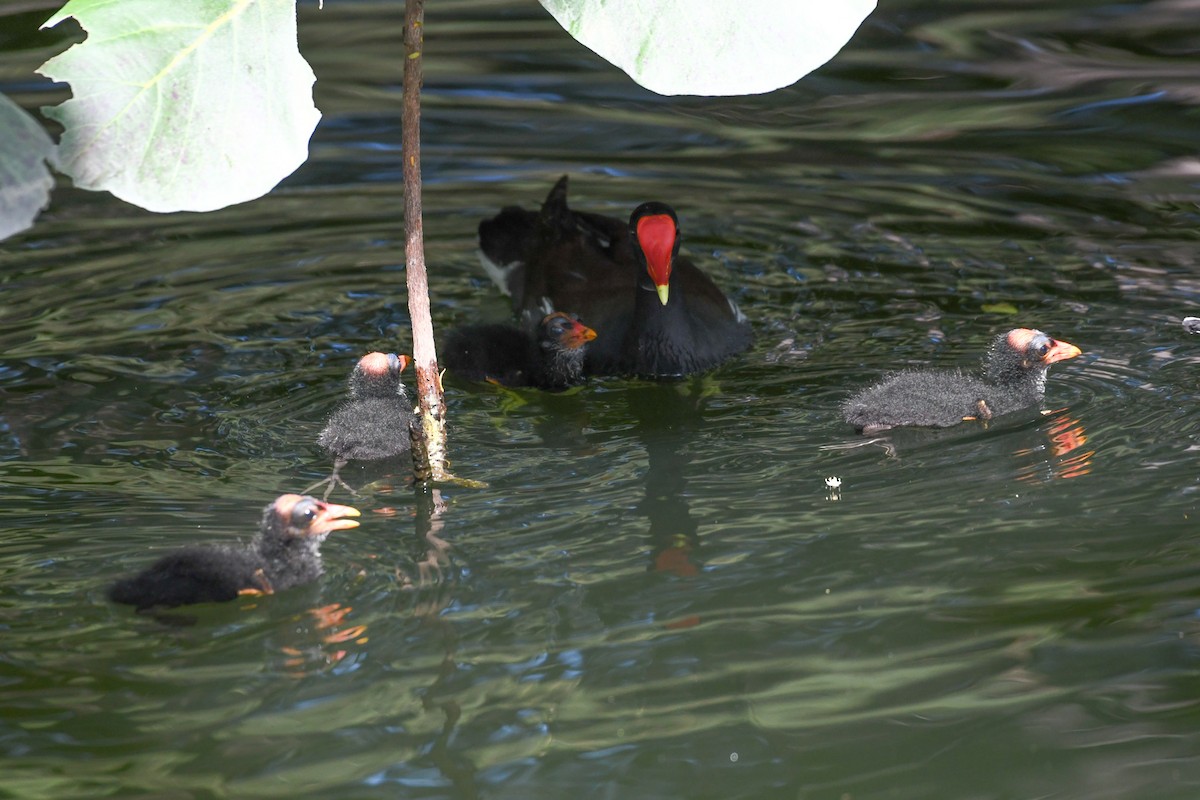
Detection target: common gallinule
<box><xmin>478</xmin><ymin>175</ymin><xmax>753</xmax><ymax>379</ymax></box>
<box><xmin>306</xmin><ymin>352</ymin><xmax>414</xmax><ymax>498</ymax></box>
<box><xmin>108</xmin><ymin>494</ymin><xmax>360</xmax><ymax>610</ymax></box>
<box><xmin>444</xmin><ymin>311</ymin><xmax>597</xmax><ymax>391</ymax></box>
<box><xmin>843</xmin><ymin>328</ymin><xmax>1082</xmax><ymax>434</ymax></box>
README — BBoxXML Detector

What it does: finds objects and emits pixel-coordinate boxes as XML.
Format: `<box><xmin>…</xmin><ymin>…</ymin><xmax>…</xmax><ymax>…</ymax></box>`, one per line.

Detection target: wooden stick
<box><xmin>402</xmin><ymin>0</ymin><xmax>449</xmax><ymax>482</ymax></box>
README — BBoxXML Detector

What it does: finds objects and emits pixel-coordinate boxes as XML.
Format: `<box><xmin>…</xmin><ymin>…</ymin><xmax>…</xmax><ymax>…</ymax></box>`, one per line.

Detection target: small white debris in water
<box><xmin>825</xmin><ymin>476</ymin><xmax>842</xmax><ymax>501</ymax></box>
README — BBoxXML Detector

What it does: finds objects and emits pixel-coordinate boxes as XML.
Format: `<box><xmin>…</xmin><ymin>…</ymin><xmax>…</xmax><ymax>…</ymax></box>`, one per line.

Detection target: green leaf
<box><xmin>981</xmin><ymin>302</ymin><xmax>1020</xmax><ymax>315</ymax></box>
<box><xmin>538</xmin><ymin>0</ymin><xmax>876</xmax><ymax>97</ymax></box>
<box><xmin>0</xmin><ymin>92</ymin><xmax>55</xmax><ymax>240</ymax></box>
<box><xmin>38</xmin><ymin>0</ymin><xmax>320</xmax><ymax>213</ymax></box>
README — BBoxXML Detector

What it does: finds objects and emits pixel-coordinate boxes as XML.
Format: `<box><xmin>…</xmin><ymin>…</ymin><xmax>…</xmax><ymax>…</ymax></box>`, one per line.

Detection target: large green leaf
<box><xmin>539</xmin><ymin>0</ymin><xmax>876</xmax><ymax>96</ymax></box>
<box><xmin>0</xmin><ymin>92</ymin><xmax>55</xmax><ymax>240</ymax></box>
<box><xmin>38</xmin><ymin>0</ymin><xmax>320</xmax><ymax>213</ymax></box>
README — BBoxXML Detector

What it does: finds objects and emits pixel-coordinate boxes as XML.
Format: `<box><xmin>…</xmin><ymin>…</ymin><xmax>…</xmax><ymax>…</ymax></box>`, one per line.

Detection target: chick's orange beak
<box><xmin>313</xmin><ymin>502</ymin><xmax>361</xmax><ymax>534</ymax></box>
<box><xmin>1044</xmin><ymin>339</ymin><xmax>1082</xmax><ymax>364</ymax></box>
<box><xmin>564</xmin><ymin>321</ymin><xmax>598</xmax><ymax>349</ymax></box>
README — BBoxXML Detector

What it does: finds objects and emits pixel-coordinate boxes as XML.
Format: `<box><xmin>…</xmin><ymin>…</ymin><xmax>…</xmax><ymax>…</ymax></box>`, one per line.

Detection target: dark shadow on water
<box><xmin>627</xmin><ymin>383</ymin><xmax>709</xmax><ymax>580</ymax></box>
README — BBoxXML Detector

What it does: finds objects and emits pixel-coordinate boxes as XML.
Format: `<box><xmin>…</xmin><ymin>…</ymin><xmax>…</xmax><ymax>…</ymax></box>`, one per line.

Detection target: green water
<box><xmin>2</xmin><ymin>1</ymin><xmax>1200</xmax><ymax>797</ymax></box>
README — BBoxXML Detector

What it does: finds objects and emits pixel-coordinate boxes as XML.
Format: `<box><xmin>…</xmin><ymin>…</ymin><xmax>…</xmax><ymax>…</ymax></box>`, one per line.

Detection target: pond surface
<box><xmin>3</xmin><ymin>0</ymin><xmax>1200</xmax><ymax>797</ymax></box>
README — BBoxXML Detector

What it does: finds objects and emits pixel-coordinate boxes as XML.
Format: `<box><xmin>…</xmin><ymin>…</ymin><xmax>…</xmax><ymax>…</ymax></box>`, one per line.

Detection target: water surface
<box><xmin>3</xmin><ymin>1</ymin><xmax>1200</xmax><ymax>797</ymax></box>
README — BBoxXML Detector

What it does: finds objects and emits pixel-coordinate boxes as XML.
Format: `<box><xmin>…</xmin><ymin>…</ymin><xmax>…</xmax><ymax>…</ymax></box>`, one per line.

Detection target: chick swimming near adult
<box><xmin>843</xmin><ymin>328</ymin><xmax>1081</xmax><ymax>434</ymax></box>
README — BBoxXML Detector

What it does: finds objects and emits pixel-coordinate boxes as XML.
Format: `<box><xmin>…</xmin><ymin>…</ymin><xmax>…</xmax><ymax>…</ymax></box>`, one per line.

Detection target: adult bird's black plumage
<box><xmin>307</xmin><ymin>352</ymin><xmax>414</xmax><ymax>498</ymax></box>
<box><xmin>443</xmin><ymin>311</ymin><xmax>597</xmax><ymax>391</ymax></box>
<box><xmin>478</xmin><ymin>175</ymin><xmax>752</xmax><ymax>379</ymax></box>
<box><xmin>843</xmin><ymin>328</ymin><xmax>1082</xmax><ymax>434</ymax></box>
<box><xmin>108</xmin><ymin>494</ymin><xmax>361</xmax><ymax>611</ymax></box>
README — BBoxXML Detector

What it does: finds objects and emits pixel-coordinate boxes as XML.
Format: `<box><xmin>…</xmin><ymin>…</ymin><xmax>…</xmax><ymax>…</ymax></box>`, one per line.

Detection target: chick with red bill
<box><xmin>306</xmin><ymin>352</ymin><xmax>414</xmax><ymax>499</ymax></box>
<box><xmin>443</xmin><ymin>311</ymin><xmax>597</xmax><ymax>392</ymax></box>
<box><xmin>843</xmin><ymin>328</ymin><xmax>1082</xmax><ymax>434</ymax></box>
<box><xmin>108</xmin><ymin>494</ymin><xmax>361</xmax><ymax>611</ymax></box>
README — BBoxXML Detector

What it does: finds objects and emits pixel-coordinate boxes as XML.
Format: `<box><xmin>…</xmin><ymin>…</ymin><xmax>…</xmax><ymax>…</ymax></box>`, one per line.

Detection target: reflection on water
<box><xmin>3</xmin><ymin>0</ymin><xmax>1200</xmax><ymax>797</ymax></box>
<box><xmin>1014</xmin><ymin>412</ymin><xmax>1095</xmax><ymax>484</ymax></box>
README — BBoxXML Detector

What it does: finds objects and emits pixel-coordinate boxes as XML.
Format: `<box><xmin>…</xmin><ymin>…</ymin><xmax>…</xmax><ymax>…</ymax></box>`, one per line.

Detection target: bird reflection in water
<box><xmin>1014</xmin><ymin>412</ymin><xmax>1093</xmax><ymax>484</ymax></box>
<box><xmin>628</xmin><ymin>383</ymin><xmax>709</xmax><ymax>630</ymax></box>
<box><xmin>279</xmin><ymin>487</ymin><xmax>455</xmax><ymax>677</ymax></box>
<box><xmin>279</xmin><ymin>602</ymin><xmax>367</xmax><ymax>676</ymax></box>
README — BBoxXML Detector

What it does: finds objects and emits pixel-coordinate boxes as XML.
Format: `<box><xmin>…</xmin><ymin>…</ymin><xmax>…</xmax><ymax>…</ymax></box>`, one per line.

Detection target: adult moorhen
<box><xmin>108</xmin><ymin>494</ymin><xmax>360</xmax><ymax>611</ymax></box>
<box><xmin>307</xmin><ymin>352</ymin><xmax>414</xmax><ymax>498</ymax></box>
<box><xmin>478</xmin><ymin>175</ymin><xmax>753</xmax><ymax>379</ymax></box>
<box><xmin>843</xmin><ymin>328</ymin><xmax>1082</xmax><ymax>434</ymax></box>
<box><xmin>443</xmin><ymin>311</ymin><xmax>597</xmax><ymax>391</ymax></box>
